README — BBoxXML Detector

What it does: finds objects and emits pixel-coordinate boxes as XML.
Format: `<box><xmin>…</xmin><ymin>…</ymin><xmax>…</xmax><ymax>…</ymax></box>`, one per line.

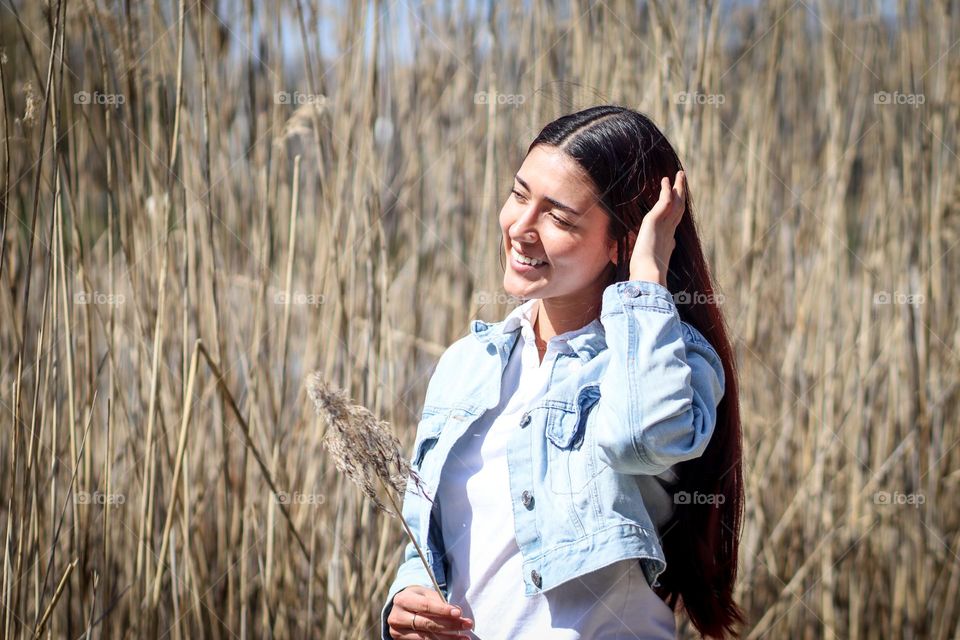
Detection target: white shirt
<box><xmin>436</xmin><ymin>299</ymin><xmax>677</xmax><ymax>639</ymax></box>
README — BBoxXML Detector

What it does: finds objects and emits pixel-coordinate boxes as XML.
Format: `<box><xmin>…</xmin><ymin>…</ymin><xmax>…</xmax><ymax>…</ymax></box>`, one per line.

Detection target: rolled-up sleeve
<box><xmin>594</xmin><ymin>279</ymin><xmax>726</xmax><ymax>476</ymax></box>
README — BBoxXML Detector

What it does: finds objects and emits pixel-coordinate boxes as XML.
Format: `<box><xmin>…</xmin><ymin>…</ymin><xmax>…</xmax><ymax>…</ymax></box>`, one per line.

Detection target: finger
<box><xmin>395</xmin><ymin>627</ymin><xmax>470</xmax><ymax>640</ymax></box>
<box><xmin>411</xmin><ymin>611</ymin><xmax>473</xmax><ymax>634</ymax></box>
<box><xmin>646</xmin><ymin>177</ymin><xmax>672</xmax><ymax>220</ymax></box>
<box><xmin>395</xmin><ymin>587</ymin><xmax>462</xmax><ymax>618</ymax></box>
<box><xmin>670</xmin><ymin>170</ymin><xmax>686</xmax><ymax>222</ymax></box>
<box><xmin>392</xmin><ymin>615</ymin><xmax>470</xmax><ymax>640</ymax></box>
<box><xmin>411</xmin><ymin>592</ymin><xmax>465</xmax><ymax>619</ymax></box>
<box><xmin>661</xmin><ymin>174</ymin><xmax>682</xmax><ymax>222</ymax></box>
<box><xmin>668</xmin><ymin>171</ymin><xmax>680</xmax><ymax>207</ymax></box>
<box><xmin>660</xmin><ymin>176</ymin><xmax>672</xmax><ymax>204</ymax></box>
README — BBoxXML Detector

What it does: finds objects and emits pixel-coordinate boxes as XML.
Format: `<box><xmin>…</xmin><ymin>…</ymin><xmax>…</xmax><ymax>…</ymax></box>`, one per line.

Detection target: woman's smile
<box><xmin>509</xmin><ymin>246</ymin><xmax>549</xmax><ymax>272</ymax></box>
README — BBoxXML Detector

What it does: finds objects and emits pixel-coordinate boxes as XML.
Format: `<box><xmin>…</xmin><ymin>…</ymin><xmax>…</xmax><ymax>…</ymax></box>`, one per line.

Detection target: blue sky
<box><xmin>206</xmin><ymin>0</ymin><xmax>903</xmax><ymax>76</ymax></box>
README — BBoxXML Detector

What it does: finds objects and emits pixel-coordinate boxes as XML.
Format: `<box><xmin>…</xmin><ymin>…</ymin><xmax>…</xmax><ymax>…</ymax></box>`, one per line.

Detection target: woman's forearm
<box><xmin>594</xmin><ymin>279</ymin><xmax>725</xmax><ymax>475</ymax></box>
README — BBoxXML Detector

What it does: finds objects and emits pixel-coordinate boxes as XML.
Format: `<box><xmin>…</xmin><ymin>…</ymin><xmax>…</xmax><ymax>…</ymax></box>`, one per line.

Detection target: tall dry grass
<box><xmin>0</xmin><ymin>0</ymin><xmax>957</xmax><ymax>638</ymax></box>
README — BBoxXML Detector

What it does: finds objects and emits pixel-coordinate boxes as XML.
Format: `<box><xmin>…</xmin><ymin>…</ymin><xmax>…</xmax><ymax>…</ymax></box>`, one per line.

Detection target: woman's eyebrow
<box><xmin>515</xmin><ymin>174</ymin><xmax>583</xmax><ymax>216</ymax></box>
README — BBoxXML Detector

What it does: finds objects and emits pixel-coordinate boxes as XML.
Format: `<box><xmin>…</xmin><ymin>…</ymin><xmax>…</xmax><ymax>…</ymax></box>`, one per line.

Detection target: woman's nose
<box><xmin>510</xmin><ymin>228</ymin><xmax>537</xmax><ymax>245</ymax></box>
<box><xmin>511</xmin><ymin>209</ymin><xmax>539</xmax><ymax>240</ymax></box>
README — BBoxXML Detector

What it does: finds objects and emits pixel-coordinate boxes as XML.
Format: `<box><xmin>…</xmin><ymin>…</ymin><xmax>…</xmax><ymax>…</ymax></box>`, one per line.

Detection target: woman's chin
<box><xmin>502</xmin><ymin>277</ymin><xmax>521</xmax><ymax>298</ymax></box>
<box><xmin>503</xmin><ymin>275</ymin><xmax>544</xmax><ymax>299</ymax></box>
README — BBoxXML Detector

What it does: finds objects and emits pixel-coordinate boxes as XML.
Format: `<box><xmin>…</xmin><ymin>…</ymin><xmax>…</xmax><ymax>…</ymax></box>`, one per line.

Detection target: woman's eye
<box><xmin>549</xmin><ymin>212</ymin><xmax>574</xmax><ymax>228</ymax></box>
<box><xmin>510</xmin><ymin>190</ymin><xmax>573</xmax><ymax>228</ymax></box>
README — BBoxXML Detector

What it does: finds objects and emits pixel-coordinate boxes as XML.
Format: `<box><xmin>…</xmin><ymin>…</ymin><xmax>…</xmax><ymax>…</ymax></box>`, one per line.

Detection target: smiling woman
<box><xmin>383</xmin><ymin>105</ymin><xmax>745</xmax><ymax>640</ymax></box>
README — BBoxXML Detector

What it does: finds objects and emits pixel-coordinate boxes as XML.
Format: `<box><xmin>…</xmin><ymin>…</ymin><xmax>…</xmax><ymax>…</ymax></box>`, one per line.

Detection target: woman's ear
<box><xmin>608</xmin><ymin>238</ymin><xmax>619</xmax><ymax>265</ymax></box>
<box><xmin>609</xmin><ymin>231</ymin><xmax>637</xmax><ymax>266</ymax></box>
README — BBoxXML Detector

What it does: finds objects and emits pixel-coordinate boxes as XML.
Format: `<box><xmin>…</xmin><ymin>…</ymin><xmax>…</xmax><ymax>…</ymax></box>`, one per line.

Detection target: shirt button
<box><xmin>521</xmin><ymin>490</ymin><xmax>534</xmax><ymax>509</ymax></box>
<box><xmin>519</xmin><ymin>412</ymin><xmax>531</xmax><ymax>428</ymax></box>
<box><xmin>530</xmin><ymin>569</ymin><xmax>542</xmax><ymax>588</ymax></box>
<box><xmin>623</xmin><ymin>284</ymin><xmax>641</xmax><ymax>297</ymax></box>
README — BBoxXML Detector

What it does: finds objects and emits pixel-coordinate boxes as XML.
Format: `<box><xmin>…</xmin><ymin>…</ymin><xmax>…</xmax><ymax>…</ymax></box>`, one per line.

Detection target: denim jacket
<box><xmin>379</xmin><ymin>279</ymin><xmax>726</xmax><ymax>639</ymax></box>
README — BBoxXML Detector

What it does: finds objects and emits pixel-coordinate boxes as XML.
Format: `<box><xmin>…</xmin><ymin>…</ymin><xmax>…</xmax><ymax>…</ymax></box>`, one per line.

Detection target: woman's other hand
<box><xmin>387</xmin><ymin>585</ymin><xmax>474</xmax><ymax>639</ymax></box>
<box><xmin>627</xmin><ymin>170</ymin><xmax>686</xmax><ymax>287</ymax></box>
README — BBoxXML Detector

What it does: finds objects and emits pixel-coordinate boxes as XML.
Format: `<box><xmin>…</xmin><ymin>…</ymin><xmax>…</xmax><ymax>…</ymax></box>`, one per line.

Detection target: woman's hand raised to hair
<box><xmin>627</xmin><ymin>170</ymin><xmax>686</xmax><ymax>287</ymax></box>
<box><xmin>387</xmin><ymin>585</ymin><xmax>474</xmax><ymax>639</ymax></box>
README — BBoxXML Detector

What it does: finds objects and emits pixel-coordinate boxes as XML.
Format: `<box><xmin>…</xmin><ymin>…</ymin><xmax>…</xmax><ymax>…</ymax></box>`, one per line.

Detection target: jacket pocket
<box><xmin>543</xmin><ymin>384</ymin><xmax>604</xmax><ymax>534</ymax></box>
<box><xmin>411</xmin><ymin>408</ymin><xmax>448</xmax><ymax>469</ymax></box>
<box><xmin>544</xmin><ymin>384</ymin><xmax>601</xmax><ymax>449</ymax></box>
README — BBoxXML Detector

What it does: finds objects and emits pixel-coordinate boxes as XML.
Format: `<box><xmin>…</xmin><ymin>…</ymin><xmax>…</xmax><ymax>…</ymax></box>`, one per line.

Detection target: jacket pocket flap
<box><xmin>545</xmin><ymin>384</ymin><xmax>600</xmax><ymax>449</ymax></box>
<box><xmin>412</xmin><ymin>409</ymin><xmax>448</xmax><ymax>467</ymax></box>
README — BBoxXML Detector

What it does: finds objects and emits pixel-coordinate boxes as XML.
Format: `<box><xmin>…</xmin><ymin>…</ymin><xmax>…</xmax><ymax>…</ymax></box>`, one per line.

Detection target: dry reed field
<box><xmin>1</xmin><ymin>0</ymin><xmax>958</xmax><ymax>638</ymax></box>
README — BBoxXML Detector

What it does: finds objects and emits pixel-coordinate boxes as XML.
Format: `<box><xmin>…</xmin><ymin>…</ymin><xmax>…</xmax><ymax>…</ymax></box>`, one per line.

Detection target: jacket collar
<box><xmin>470</xmin><ymin>298</ymin><xmax>606</xmax><ymax>362</ymax></box>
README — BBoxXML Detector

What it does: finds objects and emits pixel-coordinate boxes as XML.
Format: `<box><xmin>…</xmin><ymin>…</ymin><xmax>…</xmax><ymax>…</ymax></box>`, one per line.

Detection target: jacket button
<box><xmin>521</xmin><ymin>490</ymin><xmax>534</xmax><ymax>509</ymax></box>
<box><xmin>519</xmin><ymin>412</ymin><xmax>531</xmax><ymax>427</ymax></box>
<box><xmin>530</xmin><ymin>569</ymin><xmax>542</xmax><ymax>588</ymax></box>
<box><xmin>624</xmin><ymin>284</ymin><xmax>641</xmax><ymax>297</ymax></box>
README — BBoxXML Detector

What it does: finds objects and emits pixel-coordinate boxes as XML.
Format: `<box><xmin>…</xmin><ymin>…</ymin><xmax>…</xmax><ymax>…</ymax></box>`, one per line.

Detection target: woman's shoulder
<box><xmin>420</xmin><ymin>330</ymin><xmax>491</xmax><ymax>405</ymax></box>
<box><xmin>438</xmin><ymin>329</ymin><xmax>486</xmax><ymax>367</ymax></box>
<box><xmin>439</xmin><ymin>307</ymin><xmax>521</xmax><ymax>369</ymax></box>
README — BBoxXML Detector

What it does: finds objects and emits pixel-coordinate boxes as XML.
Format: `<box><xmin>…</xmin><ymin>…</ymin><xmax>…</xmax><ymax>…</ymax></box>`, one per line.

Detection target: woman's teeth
<box><xmin>512</xmin><ymin>247</ymin><xmax>547</xmax><ymax>266</ymax></box>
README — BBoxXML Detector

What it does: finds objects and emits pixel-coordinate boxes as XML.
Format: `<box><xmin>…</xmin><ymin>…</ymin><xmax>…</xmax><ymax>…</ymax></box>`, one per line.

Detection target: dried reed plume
<box><xmin>306</xmin><ymin>372</ymin><xmax>447</xmax><ymax>602</ymax></box>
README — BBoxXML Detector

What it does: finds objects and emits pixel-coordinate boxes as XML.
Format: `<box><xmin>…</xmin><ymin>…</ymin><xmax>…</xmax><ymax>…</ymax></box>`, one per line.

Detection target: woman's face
<box><xmin>499</xmin><ymin>144</ymin><xmax>619</xmax><ymax>302</ymax></box>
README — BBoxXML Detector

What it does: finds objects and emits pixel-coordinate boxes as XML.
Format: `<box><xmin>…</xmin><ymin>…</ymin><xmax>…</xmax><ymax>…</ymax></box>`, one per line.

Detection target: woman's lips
<box><xmin>510</xmin><ymin>247</ymin><xmax>549</xmax><ymax>273</ymax></box>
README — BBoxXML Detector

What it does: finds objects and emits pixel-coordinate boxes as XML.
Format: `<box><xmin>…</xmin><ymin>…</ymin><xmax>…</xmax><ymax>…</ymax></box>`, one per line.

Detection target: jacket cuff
<box><xmin>601</xmin><ymin>279</ymin><xmax>679</xmax><ymax>318</ymax></box>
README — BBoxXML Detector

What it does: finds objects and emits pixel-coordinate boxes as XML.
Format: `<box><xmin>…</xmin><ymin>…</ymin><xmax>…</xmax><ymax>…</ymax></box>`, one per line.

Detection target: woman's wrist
<box><xmin>628</xmin><ymin>266</ymin><xmax>667</xmax><ymax>288</ymax></box>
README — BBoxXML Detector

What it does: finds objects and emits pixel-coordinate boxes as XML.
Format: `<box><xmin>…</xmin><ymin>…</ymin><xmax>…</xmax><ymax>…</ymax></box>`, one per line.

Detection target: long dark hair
<box><xmin>523</xmin><ymin>105</ymin><xmax>745</xmax><ymax>639</ymax></box>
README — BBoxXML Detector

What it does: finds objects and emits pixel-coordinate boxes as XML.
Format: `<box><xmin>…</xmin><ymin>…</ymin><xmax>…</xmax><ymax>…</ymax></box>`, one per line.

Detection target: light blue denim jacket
<box><xmin>379</xmin><ymin>279</ymin><xmax>725</xmax><ymax>639</ymax></box>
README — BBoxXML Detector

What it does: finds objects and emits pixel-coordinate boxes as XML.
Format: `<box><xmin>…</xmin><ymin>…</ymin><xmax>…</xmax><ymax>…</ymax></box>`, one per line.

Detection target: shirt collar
<box><xmin>470</xmin><ymin>298</ymin><xmax>606</xmax><ymax>362</ymax></box>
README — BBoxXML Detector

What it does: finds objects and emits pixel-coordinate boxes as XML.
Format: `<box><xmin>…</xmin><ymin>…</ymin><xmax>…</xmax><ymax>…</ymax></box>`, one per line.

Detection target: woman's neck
<box><xmin>532</xmin><ymin>295</ymin><xmax>602</xmax><ymax>349</ymax></box>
